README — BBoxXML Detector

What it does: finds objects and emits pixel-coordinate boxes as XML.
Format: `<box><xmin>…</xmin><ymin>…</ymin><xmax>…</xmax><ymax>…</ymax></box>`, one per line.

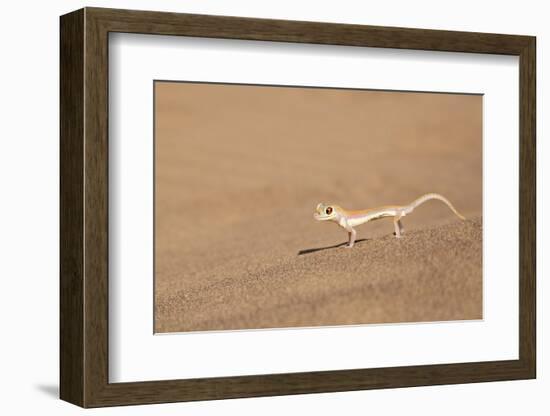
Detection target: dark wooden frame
<box><xmin>60</xmin><ymin>7</ymin><xmax>536</xmax><ymax>408</ymax></box>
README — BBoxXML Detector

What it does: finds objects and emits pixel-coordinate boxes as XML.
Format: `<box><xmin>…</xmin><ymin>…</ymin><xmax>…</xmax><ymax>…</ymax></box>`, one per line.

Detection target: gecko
<box><xmin>313</xmin><ymin>193</ymin><xmax>465</xmax><ymax>248</ymax></box>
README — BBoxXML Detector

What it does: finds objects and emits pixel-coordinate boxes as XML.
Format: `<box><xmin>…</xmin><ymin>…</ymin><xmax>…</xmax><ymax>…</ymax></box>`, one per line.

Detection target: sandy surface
<box><xmin>154</xmin><ymin>82</ymin><xmax>482</xmax><ymax>333</ymax></box>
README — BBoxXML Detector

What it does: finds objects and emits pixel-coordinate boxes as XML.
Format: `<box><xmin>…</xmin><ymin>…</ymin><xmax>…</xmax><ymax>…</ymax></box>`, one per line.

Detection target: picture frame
<box><xmin>60</xmin><ymin>7</ymin><xmax>536</xmax><ymax>408</ymax></box>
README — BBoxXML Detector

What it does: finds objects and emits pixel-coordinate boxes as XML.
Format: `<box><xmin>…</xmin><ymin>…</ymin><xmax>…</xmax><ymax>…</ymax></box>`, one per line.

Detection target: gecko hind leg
<box><xmin>393</xmin><ymin>217</ymin><xmax>404</xmax><ymax>238</ymax></box>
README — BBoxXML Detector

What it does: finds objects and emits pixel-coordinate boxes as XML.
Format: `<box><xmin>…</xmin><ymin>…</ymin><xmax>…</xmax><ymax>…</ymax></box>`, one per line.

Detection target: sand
<box><xmin>154</xmin><ymin>82</ymin><xmax>483</xmax><ymax>333</ymax></box>
<box><xmin>156</xmin><ymin>218</ymin><xmax>482</xmax><ymax>332</ymax></box>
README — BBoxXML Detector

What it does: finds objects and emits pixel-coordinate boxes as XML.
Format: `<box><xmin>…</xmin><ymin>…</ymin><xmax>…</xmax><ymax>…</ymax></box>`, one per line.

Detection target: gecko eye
<box><xmin>325</xmin><ymin>207</ymin><xmax>333</xmax><ymax>215</ymax></box>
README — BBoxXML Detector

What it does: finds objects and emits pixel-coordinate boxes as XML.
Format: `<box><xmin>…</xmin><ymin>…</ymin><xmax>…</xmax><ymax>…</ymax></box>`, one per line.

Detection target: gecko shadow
<box><xmin>297</xmin><ymin>239</ymin><xmax>368</xmax><ymax>256</ymax></box>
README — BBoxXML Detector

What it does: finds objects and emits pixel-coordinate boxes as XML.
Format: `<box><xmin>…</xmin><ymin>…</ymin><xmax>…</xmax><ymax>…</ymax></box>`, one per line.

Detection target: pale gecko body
<box><xmin>314</xmin><ymin>193</ymin><xmax>465</xmax><ymax>248</ymax></box>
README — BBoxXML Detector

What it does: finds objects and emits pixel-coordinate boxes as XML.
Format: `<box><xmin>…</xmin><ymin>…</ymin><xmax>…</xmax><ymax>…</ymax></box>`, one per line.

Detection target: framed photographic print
<box><xmin>60</xmin><ymin>7</ymin><xmax>536</xmax><ymax>408</ymax></box>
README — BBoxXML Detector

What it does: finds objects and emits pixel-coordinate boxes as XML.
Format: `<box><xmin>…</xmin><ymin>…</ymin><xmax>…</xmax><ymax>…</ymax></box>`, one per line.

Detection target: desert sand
<box><xmin>154</xmin><ymin>82</ymin><xmax>482</xmax><ymax>333</ymax></box>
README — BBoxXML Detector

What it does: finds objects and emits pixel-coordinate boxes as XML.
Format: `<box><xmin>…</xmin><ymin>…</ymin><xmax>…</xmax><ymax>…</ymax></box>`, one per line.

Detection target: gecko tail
<box><xmin>407</xmin><ymin>193</ymin><xmax>466</xmax><ymax>220</ymax></box>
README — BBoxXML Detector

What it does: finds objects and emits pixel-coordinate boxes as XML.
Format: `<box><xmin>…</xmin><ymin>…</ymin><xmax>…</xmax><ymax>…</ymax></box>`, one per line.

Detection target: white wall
<box><xmin>0</xmin><ymin>0</ymin><xmax>545</xmax><ymax>414</ymax></box>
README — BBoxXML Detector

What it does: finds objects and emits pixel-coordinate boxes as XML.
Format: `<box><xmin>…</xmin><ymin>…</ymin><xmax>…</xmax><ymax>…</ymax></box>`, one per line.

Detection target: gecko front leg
<box><xmin>346</xmin><ymin>228</ymin><xmax>357</xmax><ymax>248</ymax></box>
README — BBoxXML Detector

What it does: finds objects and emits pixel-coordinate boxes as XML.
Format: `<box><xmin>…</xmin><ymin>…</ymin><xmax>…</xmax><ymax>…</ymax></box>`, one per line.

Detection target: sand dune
<box><xmin>155</xmin><ymin>218</ymin><xmax>482</xmax><ymax>333</ymax></box>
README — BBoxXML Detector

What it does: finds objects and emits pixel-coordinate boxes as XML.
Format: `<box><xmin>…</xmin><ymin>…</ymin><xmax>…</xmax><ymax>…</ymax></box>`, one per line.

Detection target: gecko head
<box><xmin>314</xmin><ymin>203</ymin><xmax>340</xmax><ymax>222</ymax></box>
